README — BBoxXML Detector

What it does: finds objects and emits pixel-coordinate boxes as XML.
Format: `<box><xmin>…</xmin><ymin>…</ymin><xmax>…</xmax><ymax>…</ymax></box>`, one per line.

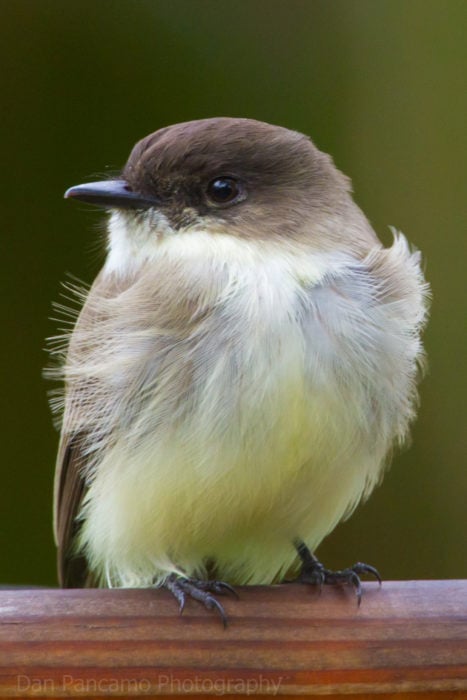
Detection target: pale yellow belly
<box><xmin>79</xmin><ymin>366</ymin><xmax>377</xmax><ymax>587</ymax></box>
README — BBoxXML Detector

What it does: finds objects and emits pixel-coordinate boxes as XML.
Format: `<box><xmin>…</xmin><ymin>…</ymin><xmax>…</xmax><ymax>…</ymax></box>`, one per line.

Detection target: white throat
<box><xmin>104</xmin><ymin>209</ymin><xmax>355</xmax><ymax>290</ymax></box>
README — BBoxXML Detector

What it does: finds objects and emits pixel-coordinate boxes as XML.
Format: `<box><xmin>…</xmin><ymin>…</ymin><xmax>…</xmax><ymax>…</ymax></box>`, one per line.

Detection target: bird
<box><xmin>49</xmin><ymin>117</ymin><xmax>429</xmax><ymax>623</ymax></box>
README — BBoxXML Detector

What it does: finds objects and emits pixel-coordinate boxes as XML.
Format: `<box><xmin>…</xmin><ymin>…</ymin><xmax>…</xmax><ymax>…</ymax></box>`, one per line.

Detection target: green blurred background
<box><xmin>1</xmin><ymin>0</ymin><xmax>465</xmax><ymax>586</ymax></box>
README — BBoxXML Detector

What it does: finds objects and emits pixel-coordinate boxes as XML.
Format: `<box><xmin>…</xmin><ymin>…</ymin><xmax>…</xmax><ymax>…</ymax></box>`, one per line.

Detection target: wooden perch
<box><xmin>0</xmin><ymin>580</ymin><xmax>466</xmax><ymax>698</ymax></box>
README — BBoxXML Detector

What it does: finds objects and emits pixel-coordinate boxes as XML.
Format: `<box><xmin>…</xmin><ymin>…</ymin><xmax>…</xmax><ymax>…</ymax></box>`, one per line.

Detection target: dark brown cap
<box><xmin>66</xmin><ymin>117</ymin><xmax>374</xmax><ymax>249</ymax></box>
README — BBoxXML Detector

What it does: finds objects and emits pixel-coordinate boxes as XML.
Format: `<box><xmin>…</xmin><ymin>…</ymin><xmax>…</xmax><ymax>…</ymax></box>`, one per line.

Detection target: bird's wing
<box><xmin>54</xmin><ymin>431</ymin><xmax>96</xmax><ymax>587</ymax></box>
<box><xmin>51</xmin><ymin>273</ymin><xmax>109</xmax><ymax>589</ymax></box>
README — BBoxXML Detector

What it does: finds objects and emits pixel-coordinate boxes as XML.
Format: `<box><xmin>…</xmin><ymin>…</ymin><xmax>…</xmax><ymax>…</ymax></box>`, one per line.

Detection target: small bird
<box><xmin>50</xmin><ymin>118</ymin><xmax>429</xmax><ymax>623</ymax></box>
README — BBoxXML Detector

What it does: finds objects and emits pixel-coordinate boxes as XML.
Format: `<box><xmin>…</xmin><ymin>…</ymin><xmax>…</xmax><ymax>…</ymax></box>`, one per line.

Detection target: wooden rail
<box><xmin>0</xmin><ymin>580</ymin><xmax>466</xmax><ymax>698</ymax></box>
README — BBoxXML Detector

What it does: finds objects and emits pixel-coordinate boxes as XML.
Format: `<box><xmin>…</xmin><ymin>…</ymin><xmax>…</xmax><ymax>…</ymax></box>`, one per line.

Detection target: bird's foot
<box><xmin>292</xmin><ymin>540</ymin><xmax>381</xmax><ymax>605</ymax></box>
<box><xmin>164</xmin><ymin>574</ymin><xmax>238</xmax><ymax>627</ymax></box>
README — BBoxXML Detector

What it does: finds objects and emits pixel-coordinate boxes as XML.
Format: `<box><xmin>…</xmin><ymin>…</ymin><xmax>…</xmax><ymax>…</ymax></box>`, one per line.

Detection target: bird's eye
<box><xmin>206</xmin><ymin>177</ymin><xmax>244</xmax><ymax>206</ymax></box>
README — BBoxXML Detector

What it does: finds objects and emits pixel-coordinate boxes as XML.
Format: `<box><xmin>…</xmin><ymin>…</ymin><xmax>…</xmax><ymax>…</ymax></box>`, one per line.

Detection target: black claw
<box><xmin>165</xmin><ymin>574</ymin><xmax>187</xmax><ymax>614</ymax></box>
<box><xmin>213</xmin><ymin>581</ymin><xmax>240</xmax><ymax>599</ymax></box>
<box><xmin>188</xmin><ymin>578</ymin><xmax>239</xmax><ymax>599</ymax></box>
<box><xmin>292</xmin><ymin>540</ymin><xmax>381</xmax><ymax>605</ymax></box>
<box><xmin>352</xmin><ymin>562</ymin><xmax>382</xmax><ymax>586</ymax></box>
<box><xmin>164</xmin><ymin>575</ymin><xmax>235</xmax><ymax>626</ymax></box>
<box><xmin>205</xmin><ymin>595</ymin><xmax>228</xmax><ymax>628</ymax></box>
<box><xmin>348</xmin><ymin>571</ymin><xmax>362</xmax><ymax>606</ymax></box>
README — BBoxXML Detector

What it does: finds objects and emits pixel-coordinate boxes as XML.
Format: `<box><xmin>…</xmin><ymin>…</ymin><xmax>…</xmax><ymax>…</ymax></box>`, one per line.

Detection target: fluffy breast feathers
<box><xmin>52</xmin><ymin>230</ymin><xmax>428</xmax><ymax>587</ymax></box>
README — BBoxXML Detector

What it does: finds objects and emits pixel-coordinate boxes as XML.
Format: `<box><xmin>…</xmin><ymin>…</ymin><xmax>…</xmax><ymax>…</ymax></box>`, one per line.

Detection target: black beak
<box><xmin>64</xmin><ymin>179</ymin><xmax>160</xmax><ymax>210</ymax></box>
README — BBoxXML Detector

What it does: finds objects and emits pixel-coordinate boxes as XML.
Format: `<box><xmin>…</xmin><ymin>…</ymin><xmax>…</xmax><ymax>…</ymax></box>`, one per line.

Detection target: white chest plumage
<box><xmin>72</xmin><ymin>228</ymin><xmax>426</xmax><ymax>587</ymax></box>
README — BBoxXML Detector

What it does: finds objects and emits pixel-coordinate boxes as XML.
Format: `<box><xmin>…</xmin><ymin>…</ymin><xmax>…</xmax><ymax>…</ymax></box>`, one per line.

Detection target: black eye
<box><xmin>206</xmin><ymin>177</ymin><xmax>244</xmax><ymax>205</ymax></box>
